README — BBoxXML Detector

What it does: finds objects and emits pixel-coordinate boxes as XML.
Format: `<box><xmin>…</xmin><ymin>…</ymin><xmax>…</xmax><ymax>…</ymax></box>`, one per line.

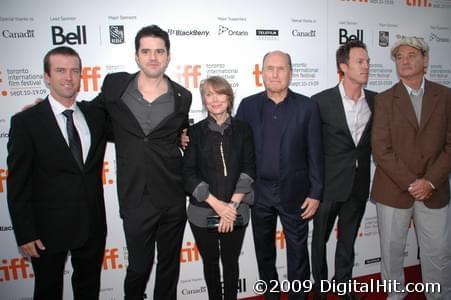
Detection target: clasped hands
<box><xmin>408</xmin><ymin>178</ymin><xmax>433</xmax><ymax>201</ymax></box>
<box><xmin>214</xmin><ymin>201</ymin><xmax>238</xmax><ymax>233</ymax></box>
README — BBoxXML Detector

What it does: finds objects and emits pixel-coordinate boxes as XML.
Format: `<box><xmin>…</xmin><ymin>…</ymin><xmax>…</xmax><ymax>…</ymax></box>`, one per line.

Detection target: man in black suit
<box><xmin>7</xmin><ymin>46</ymin><xmax>108</xmax><ymax>300</ymax></box>
<box><xmin>93</xmin><ymin>25</ymin><xmax>192</xmax><ymax>300</ymax></box>
<box><xmin>236</xmin><ymin>50</ymin><xmax>324</xmax><ymax>300</ymax></box>
<box><xmin>311</xmin><ymin>40</ymin><xmax>376</xmax><ymax>300</ymax></box>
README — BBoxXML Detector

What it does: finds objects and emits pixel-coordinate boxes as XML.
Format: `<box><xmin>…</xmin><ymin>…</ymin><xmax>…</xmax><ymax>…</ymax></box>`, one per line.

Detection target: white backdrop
<box><xmin>1</xmin><ymin>0</ymin><xmax>451</xmax><ymax>299</ymax></box>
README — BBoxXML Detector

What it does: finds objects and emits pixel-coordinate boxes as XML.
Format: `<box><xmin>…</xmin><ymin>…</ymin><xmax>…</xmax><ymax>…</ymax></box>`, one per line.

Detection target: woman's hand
<box><xmin>206</xmin><ymin>195</ymin><xmax>237</xmax><ymax>223</ymax></box>
<box><xmin>218</xmin><ymin>217</ymin><xmax>234</xmax><ymax>233</ymax></box>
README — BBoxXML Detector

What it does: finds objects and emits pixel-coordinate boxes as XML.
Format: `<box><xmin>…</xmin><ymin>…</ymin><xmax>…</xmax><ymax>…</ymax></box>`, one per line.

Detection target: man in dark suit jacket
<box><xmin>372</xmin><ymin>37</ymin><xmax>450</xmax><ymax>300</ymax></box>
<box><xmin>311</xmin><ymin>40</ymin><xmax>376</xmax><ymax>300</ymax></box>
<box><xmin>236</xmin><ymin>50</ymin><xmax>323</xmax><ymax>300</ymax></box>
<box><xmin>92</xmin><ymin>25</ymin><xmax>192</xmax><ymax>300</ymax></box>
<box><xmin>7</xmin><ymin>46</ymin><xmax>108</xmax><ymax>300</ymax></box>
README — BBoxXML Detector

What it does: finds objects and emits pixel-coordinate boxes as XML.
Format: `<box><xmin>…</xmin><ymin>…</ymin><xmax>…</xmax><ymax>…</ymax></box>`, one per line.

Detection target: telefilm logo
<box><xmin>218</xmin><ymin>25</ymin><xmax>248</xmax><ymax>36</ymax></box>
<box><xmin>167</xmin><ymin>28</ymin><xmax>210</xmax><ymax>37</ymax></box>
<box><xmin>256</xmin><ymin>29</ymin><xmax>279</xmax><ymax>40</ymax></box>
<box><xmin>51</xmin><ymin>25</ymin><xmax>87</xmax><ymax>45</ymax></box>
<box><xmin>2</xmin><ymin>29</ymin><xmax>35</xmax><ymax>39</ymax></box>
<box><xmin>379</xmin><ymin>31</ymin><xmax>389</xmax><ymax>47</ymax></box>
<box><xmin>109</xmin><ymin>25</ymin><xmax>124</xmax><ymax>44</ymax></box>
<box><xmin>339</xmin><ymin>28</ymin><xmax>364</xmax><ymax>44</ymax></box>
<box><xmin>430</xmin><ymin>33</ymin><xmax>450</xmax><ymax>43</ymax></box>
<box><xmin>292</xmin><ymin>29</ymin><xmax>316</xmax><ymax>37</ymax></box>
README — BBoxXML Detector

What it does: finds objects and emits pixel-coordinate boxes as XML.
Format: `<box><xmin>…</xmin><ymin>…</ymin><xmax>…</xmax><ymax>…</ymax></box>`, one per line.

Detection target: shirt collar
<box><xmin>48</xmin><ymin>94</ymin><xmax>77</xmax><ymax>115</ymax></box>
<box><xmin>338</xmin><ymin>81</ymin><xmax>366</xmax><ymax>103</ymax></box>
<box><xmin>207</xmin><ymin>114</ymin><xmax>231</xmax><ymax>134</ymax></box>
<box><xmin>403</xmin><ymin>77</ymin><xmax>425</xmax><ymax>96</ymax></box>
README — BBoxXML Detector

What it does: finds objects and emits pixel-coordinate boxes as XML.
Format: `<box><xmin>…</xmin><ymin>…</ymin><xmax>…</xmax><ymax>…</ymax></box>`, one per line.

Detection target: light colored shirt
<box><xmin>403</xmin><ymin>77</ymin><xmax>425</xmax><ymax>125</ymax></box>
<box><xmin>48</xmin><ymin>95</ymin><xmax>91</xmax><ymax>163</ymax></box>
<box><xmin>338</xmin><ymin>81</ymin><xmax>371</xmax><ymax>146</ymax></box>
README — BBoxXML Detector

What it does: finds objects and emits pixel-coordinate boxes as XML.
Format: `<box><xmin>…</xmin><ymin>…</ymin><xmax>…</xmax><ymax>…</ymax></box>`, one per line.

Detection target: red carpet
<box><xmin>242</xmin><ymin>265</ymin><xmax>426</xmax><ymax>299</ymax></box>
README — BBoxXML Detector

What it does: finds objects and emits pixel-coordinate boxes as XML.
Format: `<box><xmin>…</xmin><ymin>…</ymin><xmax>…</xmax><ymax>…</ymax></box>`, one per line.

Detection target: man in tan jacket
<box><xmin>372</xmin><ymin>36</ymin><xmax>451</xmax><ymax>300</ymax></box>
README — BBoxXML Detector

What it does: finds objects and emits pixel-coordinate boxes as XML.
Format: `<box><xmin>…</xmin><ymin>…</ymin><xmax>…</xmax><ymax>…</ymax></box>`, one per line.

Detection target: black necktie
<box><xmin>62</xmin><ymin>109</ymin><xmax>84</xmax><ymax>170</ymax></box>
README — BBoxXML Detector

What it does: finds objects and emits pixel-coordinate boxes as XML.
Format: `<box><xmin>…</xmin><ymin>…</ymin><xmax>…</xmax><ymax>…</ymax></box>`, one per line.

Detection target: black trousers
<box><xmin>31</xmin><ymin>232</ymin><xmax>106</xmax><ymax>300</ymax></box>
<box><xmin>311</xmin><ymin>194</ymin><xmax>366</xmax><ymax>290</ymax></box>
<box><xmin>252</xmin><ymin>181</ymin><xmax>310</xmax><ymax>300</ymax></box>
<box><xmin>121</xmin><ymin>199</ymin><xmax>187</xmax><ymax>300</ymax></box>
<box><xmin>190</xmin><ymin>222</ymin><xmax>247</xmax><ymax>300</ymax></box>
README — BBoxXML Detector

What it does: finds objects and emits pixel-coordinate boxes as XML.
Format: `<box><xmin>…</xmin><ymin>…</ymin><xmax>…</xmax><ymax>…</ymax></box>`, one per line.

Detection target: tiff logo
<box><xmin>406</xmin><ymin>0</ymin><xmax>431</xmax><ymax>7</ymax></box>
<box><xmin>102</xmin><ymin>161</ymin><xmax>114</xmax><ymax>185</ymax></box>
<box><xmin>180</xmin><ymin>241</ymin><xmax>200</xmax><ymax>263</ymax></box>
<box><xmin>103</xmin><ymin>248</ymin><xmax>124</xmax><ymax>270</ymax></box>
<box><xmin>253</xmin><ymin>64</ymin><xmax>263</xmax><ymax>87</ymax></box>
<box><xmin>109</xmin><ymin>25</ymin><xmax>124</xmax><ymax>44</ymax></box>
<box><xmin>0</xmin><ymin>257</ymin><xmax>33</xmax><ymax>282</ymax></box>
<box><xmin>276</xmin><ymin>229</ymin><xmax>286</xmax><ymax>249</ymax></box>
<box><xmin>81</xmin><ymin>66</ymin><xmax>101</xmax><ymax>92</ymax></box>
<box><xmin>0</xmin><ymin>168</ymin><xmax>7</xmax><ymax>193</ymax></box>
<box><xmin>176</xmin><ymin>65</ymin><xmax>202</xmax><ymax>89</ymax></box>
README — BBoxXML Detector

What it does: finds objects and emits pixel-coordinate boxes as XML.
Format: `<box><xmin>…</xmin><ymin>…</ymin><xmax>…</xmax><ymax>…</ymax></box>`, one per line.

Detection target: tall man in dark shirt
<box><xmin>311</xmin><ymin>40</ymin><xmax>376</xmax><ymax>300</ymax></box>
<box><xmin>236</xmin><ymin>50</ymin><xmax>324</xmax><ymax>300</ymax></box>
<box><xmin>93</xmin><ymin>25</ymin><xmax>192</xmax><ymax>300</ymax></box>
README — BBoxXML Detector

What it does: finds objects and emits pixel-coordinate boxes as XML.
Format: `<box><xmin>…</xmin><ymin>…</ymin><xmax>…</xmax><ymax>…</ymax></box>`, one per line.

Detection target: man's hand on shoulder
<box><xmin>22</xmin><ymin>98</ymin><xmax>44</xmax><ymax>111</ymax></box>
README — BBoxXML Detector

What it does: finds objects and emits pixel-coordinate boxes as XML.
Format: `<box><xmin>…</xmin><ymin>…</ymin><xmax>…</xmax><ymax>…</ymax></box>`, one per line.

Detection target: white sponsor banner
<box><xmin>1</xmin><ymin>0</ymin><xmax>450</xmax><ymax>299</ymax></box>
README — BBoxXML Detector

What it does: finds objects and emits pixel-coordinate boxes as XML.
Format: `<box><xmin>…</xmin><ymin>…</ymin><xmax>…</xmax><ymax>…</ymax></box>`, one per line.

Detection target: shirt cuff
<box><xmin>192</xmin><ymin>181</ymin><xmax>210</xmax><ymax>202</ymax></box>
<box><xmin>233</xmin><ymin>173</ymin><xmax>254</xmax><ymax>194</ymax></box>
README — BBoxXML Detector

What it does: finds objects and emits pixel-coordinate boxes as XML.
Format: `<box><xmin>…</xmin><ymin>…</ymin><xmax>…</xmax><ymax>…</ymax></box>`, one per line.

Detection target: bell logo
<box><xmin>176</xmin><ymin>65</ymin><xmax>201</xmax><ymax>89</ymax></box>
<box><xmin>81</xmin><ymin>66</ymin><xmax>101</xmax><ymax>92</ymax></box>
<box><xmin>51</xmin><ymin>25</ymin><xmax>87</xmax><ymax>45</ymax></box>
<box><xmin>339</xmin><ymin>28</ymin><xmax>364</xmax><ymax>44</ymax></box>
<box><xmin>406</xmin><ymin>0</ymin><xmax>431</xmax><ymax>7</ymax></box>
<box><xmin>253</xmin><ymin>64</ymin><xmax>263</xmax><ymax>87</ymax></box>
<box><xmin>0</xmin><ymin>257</ymin><xmax>33</xmax><ymax>282</ymax></box>
<box><xmin>0</xmin><ymin>168</ymin><xmax>8</xmax><ymax>193</ymax></box>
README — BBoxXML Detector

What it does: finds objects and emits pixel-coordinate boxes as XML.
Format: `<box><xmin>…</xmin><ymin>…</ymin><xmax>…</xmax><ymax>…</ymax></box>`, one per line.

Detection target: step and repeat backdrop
<box><xmin>1</xmin><ymin>0</ymin><xmax>450</xmax><ymax>299</ymax></box>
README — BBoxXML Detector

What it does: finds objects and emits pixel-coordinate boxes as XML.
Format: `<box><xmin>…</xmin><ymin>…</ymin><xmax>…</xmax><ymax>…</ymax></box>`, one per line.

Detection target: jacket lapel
<box><xmin>78</xmin><ymin>103</ymin><xmax>96</xmax><ymax>167</ymax></box>
<box><xmin>331</xmin><ymin>86</ymin><xmax>355</xmax><ymax>145</ymax></box>
<box><xmin>419</xmin><ymin>79</ymin><xmax>440</xmax><ymax>132</ymax></box>
<box><xmin>357</xmin><ymin>89</ymin><xmax>375</xmax><ymax>147</ymax></box>
<box><xmin>108</xmin><ymin>72</ymin><xmax>146</xmax><ymax>137</ymax></box>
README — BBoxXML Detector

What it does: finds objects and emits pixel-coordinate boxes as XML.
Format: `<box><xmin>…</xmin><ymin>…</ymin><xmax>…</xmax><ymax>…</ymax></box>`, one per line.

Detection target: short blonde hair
<box><xmin>199</xmin><ymin>76</ymin><xmax>234</xmax><ymax>114</ymax></box>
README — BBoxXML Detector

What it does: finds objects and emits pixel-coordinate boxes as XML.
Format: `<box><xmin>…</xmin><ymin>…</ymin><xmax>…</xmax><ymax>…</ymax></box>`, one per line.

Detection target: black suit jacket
<box><xmin>312</xmin><ymin>86</ymin><xmax>376</xmax><ymax>203</ymax></box>
<box><xmin>7</xmin><ymin>99</ymin><xmax>108</xmax><ymax>253</ymax></box>
<box><xmin>236</xmin><ymin>90</ymin><xmax>324</xmax><ymax>212</ymax></box>
<box><xmin>93</xmin><ymin>72</ymin><xmax>192</xmax><ymax>211</ymax></box>
<box><xmin>183</xmin><ymin>117</ymin><xmax>256</xmax><ymax>204</ymax></box>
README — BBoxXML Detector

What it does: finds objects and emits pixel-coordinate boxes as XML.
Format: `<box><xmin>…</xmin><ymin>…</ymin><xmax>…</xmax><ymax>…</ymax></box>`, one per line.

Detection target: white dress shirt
<box><xmin>48</xmin><ymin>95</ymin><xmax>91</xmax><ymax>163</ymax></box>
<box><xmin>338</xmin><ymin>81</ymin><xmax>371</xmax><ymax>146</ymax></box>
